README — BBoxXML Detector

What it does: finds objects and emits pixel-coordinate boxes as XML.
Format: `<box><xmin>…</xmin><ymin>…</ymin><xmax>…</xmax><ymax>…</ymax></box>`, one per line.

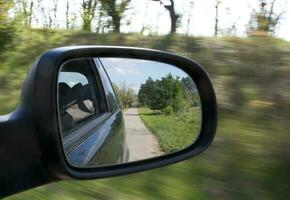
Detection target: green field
<box><xmin>1</xmin><ymin>30</ymin><xmax>290</xmax><ymax>199</ymax></box>
<box><xmin>138</xmin><ymin>107</ymin><xmax>201</xmax><ymax>153</ymax></box>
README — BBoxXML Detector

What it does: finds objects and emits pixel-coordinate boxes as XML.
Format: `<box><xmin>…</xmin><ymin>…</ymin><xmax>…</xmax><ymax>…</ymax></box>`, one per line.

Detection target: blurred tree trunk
<box><xmin>167</xmin><ymin>0</ymin><xmax>178</xmax><ymax>33</ymax></box>
<box><xmin>152</xmin><ymin>0</ymin><xmax>179</xmax><ymax>34</ymax></box>
<box><xmin>96</xmin><ymin>9</ymin><xmax>104</xmax><ymax>33</ymax></box>
<box><xmin>112</xmin><ymin>14</ymin><xmax>121</xmax><ymax>33</ymax></box>
<box><xmin>186</xmin><ymin>1</ymin><xmax>194</xmax><ymax>35</ymax></box>
<box><xmin>65</xmin><ymin>0</ymin><xmax>69</xmax><ymax>29</ymax></box>
<box><xmin>37</xmin><ymin>0</ymin><xmax>48</xmax><ymax>28</ymax></box>
<box><xmin>17</xmin><ymin>0</ymin><xmax>34</xmax><ymax>27</ymax></box>
<box><xmin>81</xmin><ymin>0</ymin><xmax>98</xmax><ymax>31</ymax></box>
<box><xmin>52</xmin><ymin>0</ymin><xmax>58</xmax><ymax>28</ymax></box>
<box><xmin>214</xmin><ymin>0</ymin><xmax>221</xmax><ymax>37</ymax></box>
<box><xmin>140</xmin><ymin>0</ymin><xmax>149</xmax><ymax>34</ymax></box>
<box><xmin>47</xmin><ymin>0</ymin><xmax>58</xmax><ymax>28</ymax></box>
<box><xmin>99</xmin><ymin>0</ymin><xmax>130</xmax><ymax>33</ymax></box>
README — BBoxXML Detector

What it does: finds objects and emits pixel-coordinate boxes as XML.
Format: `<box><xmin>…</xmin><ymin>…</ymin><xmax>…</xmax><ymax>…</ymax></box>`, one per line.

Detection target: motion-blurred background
<box><xmin>1</xmin><ymin>0</ymin><xmax>290</xmax><ymax>199</ymax></box>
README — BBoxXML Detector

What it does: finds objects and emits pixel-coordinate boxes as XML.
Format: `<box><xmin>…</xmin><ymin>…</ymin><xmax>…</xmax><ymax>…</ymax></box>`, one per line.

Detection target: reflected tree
<box><xmin>113</xmin><ymin>83</ymin><xmax>136</xmax><ymax>108</ymax></box>
<box><xmin>138</xmin><ymin>74</ymin><xmax>191</xmax><ymax>113</ymax></box>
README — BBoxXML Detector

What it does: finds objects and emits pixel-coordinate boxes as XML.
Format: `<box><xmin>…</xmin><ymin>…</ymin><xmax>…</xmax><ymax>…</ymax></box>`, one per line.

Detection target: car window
<box><xmin>94</xmin><ymin>58</ymin><xmax>119</xmax><ymax>113</ymax></box>
<box><xmin>58</xmin><ymin>58</ymin><xmax>107</xmax><ymax>137</ymax></box>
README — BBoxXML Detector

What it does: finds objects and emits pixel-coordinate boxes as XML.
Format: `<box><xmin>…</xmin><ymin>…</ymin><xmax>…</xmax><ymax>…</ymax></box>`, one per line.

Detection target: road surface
<box><xmin>123</xmin><ymin>108</ymin><xmax>163</xmax><ymax>162</ymax></box>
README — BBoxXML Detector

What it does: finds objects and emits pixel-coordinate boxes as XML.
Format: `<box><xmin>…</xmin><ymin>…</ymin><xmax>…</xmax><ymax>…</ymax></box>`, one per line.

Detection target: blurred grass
<box><xmin>1</xmin><ymin>29</ymin><xmax>290</xmax><ymax>199</ymax></box>
<box><xmin>138</xmin><ymin>107</ymin><xmax>201</xmax><ymax>153</ymax></box>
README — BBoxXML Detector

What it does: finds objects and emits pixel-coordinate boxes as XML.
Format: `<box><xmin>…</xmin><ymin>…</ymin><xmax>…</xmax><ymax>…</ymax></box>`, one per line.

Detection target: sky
<box><xmin>122</xmin><ymin>0</ymin><xmax>290</xmax><ymax>38</ymax></box>
<box><xmin>100</xmin><ymin>58</ymin><xmax>190</xmax><ymax>93</ymax></box>
<box><xmin>33</xmin><ymin>0</ymin><xmax>290</xmax><ymax>41</ymax></box>
<box><xmin>48</xmin><ymin>0</ymin><xmax>290</xmax><ymax>93</ymax></box>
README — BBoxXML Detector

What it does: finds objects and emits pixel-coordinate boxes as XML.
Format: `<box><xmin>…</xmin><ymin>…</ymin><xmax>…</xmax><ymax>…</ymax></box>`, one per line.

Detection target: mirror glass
<box><xmin>57</xmin><ymin>57</ymin><xmax>201</xmax><ymax>168</ymax></box>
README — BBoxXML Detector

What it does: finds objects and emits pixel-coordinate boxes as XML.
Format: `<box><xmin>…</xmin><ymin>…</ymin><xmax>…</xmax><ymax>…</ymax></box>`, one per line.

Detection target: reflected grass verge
<box><xmin>138</xmin><ymin>107</ymin><xmax>201</xmax><ymax>153</ymax></box>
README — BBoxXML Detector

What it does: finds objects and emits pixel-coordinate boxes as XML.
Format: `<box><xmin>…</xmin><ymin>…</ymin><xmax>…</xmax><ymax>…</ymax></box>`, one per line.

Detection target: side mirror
<box><xmin>0</xmin><ymin>46</ymin><xmax>217</xmax><ymax>197</ymax></box>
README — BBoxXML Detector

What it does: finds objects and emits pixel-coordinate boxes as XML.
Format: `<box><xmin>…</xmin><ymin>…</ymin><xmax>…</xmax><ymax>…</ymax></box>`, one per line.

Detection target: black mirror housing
<box><xmin>0</xmin><ymin>46</ymin><xmax>217</xmax><ymax>197</ymax></box>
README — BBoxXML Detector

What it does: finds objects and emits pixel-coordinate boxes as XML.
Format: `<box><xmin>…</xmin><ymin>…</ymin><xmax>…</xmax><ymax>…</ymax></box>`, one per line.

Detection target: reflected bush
<box><xmin>162</xmin><ymin>106</ymin><xmax>173</xmax><ymax>115</ymax></box>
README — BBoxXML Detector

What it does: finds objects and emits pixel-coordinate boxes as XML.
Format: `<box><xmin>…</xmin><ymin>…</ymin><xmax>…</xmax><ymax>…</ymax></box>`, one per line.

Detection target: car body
<box><xmin>58</xmin><ymin>57</ymin><xmax>129</xmax><ymax>167</ymax></box>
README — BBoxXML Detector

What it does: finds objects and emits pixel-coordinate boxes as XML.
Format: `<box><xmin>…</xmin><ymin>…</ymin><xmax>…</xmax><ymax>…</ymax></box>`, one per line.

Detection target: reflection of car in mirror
<box><xmin>58</xmin><ymin>58</ymin><xmax>129</xmax><ymax>167</ymax></box>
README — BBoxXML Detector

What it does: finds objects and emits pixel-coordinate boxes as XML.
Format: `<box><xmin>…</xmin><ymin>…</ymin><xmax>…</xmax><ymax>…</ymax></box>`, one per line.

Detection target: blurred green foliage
<box><xmin>1</xmin><ymin>30</ymin><xmax>290</xmax><ymax>199</ymax></box>
<box><xmin>0</xmin><ymin>0</ymin><xmax>15</xmax><ymax>54</ymax></box>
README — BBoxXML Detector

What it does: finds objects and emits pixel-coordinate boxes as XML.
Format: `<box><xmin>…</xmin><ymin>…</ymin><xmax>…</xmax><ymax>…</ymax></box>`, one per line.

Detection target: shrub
<box><xmin>162</xmin><ymin>106</ymin><xmax>173</xmax><ymax>115</ymax></box>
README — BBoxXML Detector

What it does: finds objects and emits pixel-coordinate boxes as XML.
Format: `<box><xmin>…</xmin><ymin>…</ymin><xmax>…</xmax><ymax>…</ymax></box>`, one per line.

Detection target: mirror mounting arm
<box><xmin>0</xmin><ymin>107</ymin><xmax>55</xmax><ymax>197</ymax></box>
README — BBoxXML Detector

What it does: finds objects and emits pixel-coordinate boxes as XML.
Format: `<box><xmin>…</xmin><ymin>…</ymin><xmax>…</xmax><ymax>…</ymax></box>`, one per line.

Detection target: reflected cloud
<box><xmin>113</xmin><ymin>64</ymin><xmax>140</xmax><ymax>76</ymax></box>
<box><xmin>102</xmin><ymin>58</ymin><xmax>142</xmax><ymax>76</ymax></box>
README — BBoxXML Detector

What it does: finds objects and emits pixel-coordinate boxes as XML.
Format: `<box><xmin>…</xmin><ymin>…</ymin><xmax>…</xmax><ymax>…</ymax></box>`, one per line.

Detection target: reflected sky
<box><xmin>99</xmin><ymin>58</ymin><xmax>189</xmax><ymax>93</ymax></box>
